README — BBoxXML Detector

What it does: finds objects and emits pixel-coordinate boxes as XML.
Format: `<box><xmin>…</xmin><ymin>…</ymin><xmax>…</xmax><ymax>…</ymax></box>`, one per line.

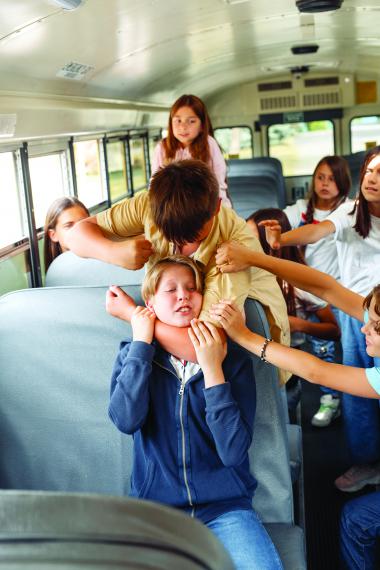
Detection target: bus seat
<box><xmin>0</xmin><ymin>286</ymin><xmax>305</xmax><ymax>569</ymax></box>
<box><xmin>45</xmin><ymin>251</ymin><xmax>145</xmax><ymax>287</ymax></box>
<box><xmin>0</xmin><ymin>491</ymin><xmax>234</xmax><ymax>569</ymax></box>
<box><xmin>227</xmin><ymin>158</ymin><xmax>286</xmax><ymax>210</ymax></box>
<box><xmin>342</xmin><ymin>150</ymin><xmax>366</xmax><ymax>198</ymax></box>
<box><xmin>228</xmin><ymin>175</ymin><xmax>284</xmax><ymax>219</ymax></box>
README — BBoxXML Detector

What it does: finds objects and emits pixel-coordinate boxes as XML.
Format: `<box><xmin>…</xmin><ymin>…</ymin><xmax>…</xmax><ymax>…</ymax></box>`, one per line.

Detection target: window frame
<box><xmin>214</xmin><ymin>125</ymin><xmax>254</xmax><ymax>159</ymax></box>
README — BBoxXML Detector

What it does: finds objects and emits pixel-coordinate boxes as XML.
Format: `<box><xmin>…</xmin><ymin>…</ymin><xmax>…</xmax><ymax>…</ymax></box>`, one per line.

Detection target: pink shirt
<box><xmin>151</xmin><ymin>135</ymin><xmax>231</xmax><ymax>208</ymax></box>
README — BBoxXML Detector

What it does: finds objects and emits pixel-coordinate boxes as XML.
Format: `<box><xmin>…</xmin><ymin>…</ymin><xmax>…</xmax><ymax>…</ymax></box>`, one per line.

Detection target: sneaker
<box><xmin>335</xmin><ymin>463</ymin><xmax>380</xmax><ymax>492</ymax></box>
<box><xmin>311</xmin><ymin>394</ymin><xmax>340</xmax><ymax>427</ymax></box>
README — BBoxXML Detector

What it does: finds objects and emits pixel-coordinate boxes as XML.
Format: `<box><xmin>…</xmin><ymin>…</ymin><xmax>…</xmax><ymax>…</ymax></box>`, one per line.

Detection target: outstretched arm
<box><xmin>216</xmin><ymin>242</ymin><xmax>363</xmax><ymax>321</ymax></box>
<box><xmin>210</xmin><ymin>301</ymin><xmax>378</xmax><ymax>399</ymax></box>
<box><xmin>66</xmin><ymin>216</ymin><xmax>153</xmax><ymax>269</ymax></box>
<box><xmin>260</xmin><ymin>219</ymin><xmax>335</xmax><ymax>250</ymax></box>
<box><xmin>106</xmin><ymin>285</ymin><xmax>199</xmax><ymax>361</ymax></box>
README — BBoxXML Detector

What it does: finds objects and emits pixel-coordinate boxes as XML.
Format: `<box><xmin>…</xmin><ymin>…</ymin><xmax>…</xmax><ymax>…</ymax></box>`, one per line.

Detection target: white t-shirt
<box><xmin>327</xmin><ymin>201</ymin><xmax>380</xmax><ymax>296</ymax></box>
<box><xmin>284</xmin><ymin>199</ymin><xmax>344</xmax><ymax>279</ymax></box>
<box><xmin>291</xmin><ymin>288</ymin><xmax>327</xmax><ymax>347</ymax></box>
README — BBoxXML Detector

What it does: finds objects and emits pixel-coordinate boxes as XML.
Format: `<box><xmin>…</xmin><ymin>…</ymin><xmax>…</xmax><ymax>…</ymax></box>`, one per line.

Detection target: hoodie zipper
<box><xmin>155</xmin><ymin>359</ymin><xmax>194</xmax><ymax>515</ymax></box>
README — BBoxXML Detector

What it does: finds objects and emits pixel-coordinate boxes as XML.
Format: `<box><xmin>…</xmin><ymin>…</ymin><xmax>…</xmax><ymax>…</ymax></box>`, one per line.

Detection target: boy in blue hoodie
<box><xmin>109</xmin><ymin>255</ymin><xmax>283</xmax><ymax>570</ymax></box>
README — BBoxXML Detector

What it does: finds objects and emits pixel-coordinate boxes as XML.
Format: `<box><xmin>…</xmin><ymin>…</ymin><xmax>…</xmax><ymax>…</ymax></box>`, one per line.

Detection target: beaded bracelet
<box><xmin>260</xmin><ymin>337</ymin><xmax>272</xmax><ymax>363</ymax></box>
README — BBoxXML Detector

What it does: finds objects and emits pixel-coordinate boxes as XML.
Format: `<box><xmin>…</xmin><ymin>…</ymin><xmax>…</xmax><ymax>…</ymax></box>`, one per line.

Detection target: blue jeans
<box><xmin>206</xmin><ymin>509</ymin><xmax>284</xmax><ymax>570</ymax></box>
<box><xmin>340</xmin><ymin>491</ymin><xmax>380</xmax><ymax>569</ymax></box>
<box><xmin>308</xmin><ymin>307</ymin><xmax>340</xmax><ymax>397</ymax></box>
<box><xmin>339</xmin><ymin>312</ymin><xmax>380</xmax><ymax>465</ymax></box>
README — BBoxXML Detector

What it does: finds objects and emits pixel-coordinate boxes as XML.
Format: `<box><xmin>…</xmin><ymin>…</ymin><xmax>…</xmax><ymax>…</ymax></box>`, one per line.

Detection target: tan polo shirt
<box><xmin>97</xmin><ymin>192</ymin><xmax>290</xmax><ymax>383</ymax></box>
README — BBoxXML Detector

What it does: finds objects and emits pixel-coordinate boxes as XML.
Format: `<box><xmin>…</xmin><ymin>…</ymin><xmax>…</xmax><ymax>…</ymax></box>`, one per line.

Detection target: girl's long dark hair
<box><xmin>304</xmin><ymin>155</ymin><xmax>351</xmax><ymax>224</ymax></box>
<box><xmin>247</xmin><ymin>208</ymin><xmax>305</xmax><ymax>316</ymax></box>
<box><xmin>44</xmin><ymin>196</ymin><xmax>89</xmax><ymax>271</ymax></box>
<box><xmin>162</xmin><ymin>94</ymin><xmax>213</xmax><ymax>164</ymax></box>
<box><xmin>350</xmin><ymin>145</ymin><xmax>380</xmax><ymax>238</ymax></box>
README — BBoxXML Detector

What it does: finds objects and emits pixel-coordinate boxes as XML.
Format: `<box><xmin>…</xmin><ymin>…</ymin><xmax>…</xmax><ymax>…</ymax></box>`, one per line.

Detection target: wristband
<box><xmin>260</xmin><ymin>337</ymin><xmax>272</xmax><ymax>363</ymax></box>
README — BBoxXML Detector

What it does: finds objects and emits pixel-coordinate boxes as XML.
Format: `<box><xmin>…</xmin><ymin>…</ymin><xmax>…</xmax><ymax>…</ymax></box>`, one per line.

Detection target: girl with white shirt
<box><xmin>151</xmin><ymin>94</ymin><xmax>232</xmax><ymax>207</ymax></box>
<box><xmin>211</xmin><ymin>244</ymin><xmax>380</xmax><ymax>570</ymax></box>
<box><xmin>255</xmin><ymin>146</ymin><xmax>380</xmax><ymax>494</ymax></box>
<box><xmin>283</xmin><ymin>156</ymin><xmax>351</xmax><ymax>427</ymax></box>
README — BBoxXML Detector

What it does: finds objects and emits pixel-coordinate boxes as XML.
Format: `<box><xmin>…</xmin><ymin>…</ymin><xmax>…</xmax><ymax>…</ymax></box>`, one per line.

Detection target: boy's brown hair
<box><xmin>149</xmin><ymin>159</ymin><xmax>219</xmax><ymax>247</ymax></box>
<box><xmin>363</xmin><ymin>284</ymin><xmax>380</xmax><ymax>334</ymax></box>
<box><xmin>141</xmin><ymin>255</ymin><xmax>204</xmax><ymax>304</ymax></box>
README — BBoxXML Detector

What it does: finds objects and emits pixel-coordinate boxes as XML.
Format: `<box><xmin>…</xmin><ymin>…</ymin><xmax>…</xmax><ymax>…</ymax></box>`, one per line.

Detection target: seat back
<box><xmin>342</xmin><ymin>150</ymin><xmax>366</xmax><ymax>198</ymax></box>
<box><xmin>227</xmin><ymin>158</ymin><xmax>286</xmax><ymax>210</ymax></box>
<box><xmin>0</xmin><ymin>491</ymin><xmax>234</xmax><ymax>569</ymax></box>
<box><xmin>0</xmin><ymin>286</ymin><xmax>293</xmax><ymax>524</ymax></box>
<box><xmin>245</xmin><ymin>299</ymin><xmax>293</xmax><ymax>523</ymax></box>
<box><xmin>45</xmin><ymin>251</ymin><xmax>145</xmax><ymax>287</ymax></box>
<box><xmin>228</xmin><ymin>175</ymin><xmax>283</xmax><ymax>218</ymax></box>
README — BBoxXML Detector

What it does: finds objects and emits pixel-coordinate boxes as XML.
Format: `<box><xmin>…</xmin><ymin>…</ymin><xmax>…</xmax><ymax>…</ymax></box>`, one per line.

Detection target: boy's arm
<box><xmin>211</xmin><ymin>301</ymin><xmax>379</xmax><ymax>399</ymax></box>
<box><xmin>216</xmin><ymin>242</ymin><xmax>364</xmax><ymax>321</ymax></box>
<box><xmin>106</xmin><ymin>286</ymin><xmax>200</xmax><ymax>362</ymax></box>
<box><xmin>189</xmin><ymin>321</ymin><xmax>254</xmax><ymax>466</ymax></box>
<box><xmin>65</xmin><ymin>193</ymin><xmax>153</xmax><ymax>269</ymax></box>
<box><xmin>109</xmin><ymin>307</ymin><xmax>156</xmax><ymax>434</ymax></box>
<box><xmin>109</xmin><ymin>341</ymin><xmax>154</xmax><ymax>434</ymax></box>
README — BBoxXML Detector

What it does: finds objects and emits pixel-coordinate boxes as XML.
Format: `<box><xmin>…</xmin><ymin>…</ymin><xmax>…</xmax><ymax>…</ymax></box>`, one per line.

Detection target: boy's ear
<box><xmin>146</xmin><ymin>298</ymin><xmax>154</xmax><ymax>310</ymax></box>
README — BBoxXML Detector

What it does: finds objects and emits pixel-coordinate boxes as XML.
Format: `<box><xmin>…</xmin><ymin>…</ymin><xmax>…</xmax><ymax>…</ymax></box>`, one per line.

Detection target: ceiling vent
<box><xmin>56</xmin><ymin>61</ymin><xmax>94</xmax><ymax>80</ymax></box>
<box><xmin>291</xmin><ymin>44</ymin><xmax>319</xmax><ymax>55</ymax></box>
<box><xmin>296</xmin><ymin>0</ymin><xmax>343</xmax><ymax>13</ymax></box>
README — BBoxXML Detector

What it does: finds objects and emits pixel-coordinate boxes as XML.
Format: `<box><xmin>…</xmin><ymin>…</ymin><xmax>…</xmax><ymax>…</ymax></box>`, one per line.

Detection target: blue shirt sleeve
<box><xmin>203</xmin><ymin>354</ymin><xmax>255</xmax><ymax>467</ymax></box>
<box><xmin>365</xmin><ymin>367</ymin><xmax>380</xmax><ymax>396</ymax></box>
<box><xmin>109</xmin><ymin>340</ymin><xmax>155</xmax><ymax>434</ymax></box>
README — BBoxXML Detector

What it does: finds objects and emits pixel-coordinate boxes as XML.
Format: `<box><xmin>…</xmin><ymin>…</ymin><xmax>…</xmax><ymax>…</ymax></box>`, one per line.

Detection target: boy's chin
<box><xmin>160</xmin><ymin>315</ymin><xmax>194</xmax><ymax>327</ymax></box>
<box><xmin>366</xmin><ymin>346</ymin><xmax>376</xmax><ymax>358</ymax></box>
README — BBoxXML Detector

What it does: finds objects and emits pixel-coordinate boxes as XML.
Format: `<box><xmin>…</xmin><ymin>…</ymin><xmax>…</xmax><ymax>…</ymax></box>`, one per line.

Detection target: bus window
<box><xmin>106</xmin><ymin>141</ymin><xmax>128</xmax><ymax>203</ymax></box>
<box><xmin>0</xmin><ymin>151</ymin><xmax>25</xmax><ymax>249</ymax></box>
<box><xmin>130</xmin><ymin>137</ymin><xmax>147</xmax><ymax>192</ymax></box>
<box><xmin>149</xmin><ymin>133</ymin><xmax>162</xmax><ymax>175</ymax></box>
<box><xmin>29</xmin><ymin>152</ymin><xmax>70</xmax><ymax>229</ymax></box>
<box><xmin>74</xmin><ymin>139</ymin><xmax>107</xmax><ymax>208</ymax></box>
<box><xmin>214</xmin><ymin>127</ymin><xmax>253</xmax><ymax>159</ymax></box>
<box><xmin>350</xmin><ymin>116</ymin><xmax>380</xmax><ymax>152</ymax></box>
<box><xmin>268</xmin><ymin>120</ymin><xmax>335</xmax><ymax>176</ymax></box>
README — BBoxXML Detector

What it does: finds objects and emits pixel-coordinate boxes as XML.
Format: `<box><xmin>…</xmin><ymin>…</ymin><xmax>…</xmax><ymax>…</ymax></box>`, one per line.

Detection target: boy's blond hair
<box><xmin>142</xmin><ymin>255</ymin><xmax>203</xmax><ymax>303</ymax></box>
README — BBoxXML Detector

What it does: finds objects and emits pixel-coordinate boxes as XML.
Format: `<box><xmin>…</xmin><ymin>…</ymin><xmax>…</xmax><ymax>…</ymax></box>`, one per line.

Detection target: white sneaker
<box><xmin>311</xmin><ymin>394</ymin><xmax>340</xmax><ymax>427</ymax></box>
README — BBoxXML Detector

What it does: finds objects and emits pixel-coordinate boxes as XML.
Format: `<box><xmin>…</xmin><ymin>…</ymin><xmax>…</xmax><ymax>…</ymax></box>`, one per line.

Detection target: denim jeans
<box><xmin>206</xmin><ymin>509</ymin><xmax>284</xmax><ymax>570</ymax></box>
<box><xmin>339</xmin><ymin>312</ymin><xmax>380</xmax><ymax>465</ymax></box>
<box><xmin>340</xmin><ymin>490</ymin><xmax>380</xmax><ymax>569</ymax></box>
<box><xmin>308</xmin><ymin>306</ymin><xmax>340</xmax><ymax>397</ymax></box>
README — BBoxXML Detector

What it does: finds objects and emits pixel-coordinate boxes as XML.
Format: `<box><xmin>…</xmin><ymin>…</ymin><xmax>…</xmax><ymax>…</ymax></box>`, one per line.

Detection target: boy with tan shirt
<box><xmin>66</xmin><ymin>159</ymin><xmax>289</xmax><ymax>376</ymax></box>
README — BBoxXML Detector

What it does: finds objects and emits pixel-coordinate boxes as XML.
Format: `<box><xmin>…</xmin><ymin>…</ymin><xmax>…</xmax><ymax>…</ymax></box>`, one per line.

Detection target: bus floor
<box><xmin>300</xmin><ymin>379</ymin><xmax>380</xmax><ymax>570</ymax></box>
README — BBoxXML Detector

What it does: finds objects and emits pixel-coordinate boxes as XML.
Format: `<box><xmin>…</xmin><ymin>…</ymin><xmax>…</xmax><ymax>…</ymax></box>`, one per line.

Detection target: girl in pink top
<box><xmin>152</xmin><ymin>94</ymin><xmax>232</xmax><ymax>207</ymax></box>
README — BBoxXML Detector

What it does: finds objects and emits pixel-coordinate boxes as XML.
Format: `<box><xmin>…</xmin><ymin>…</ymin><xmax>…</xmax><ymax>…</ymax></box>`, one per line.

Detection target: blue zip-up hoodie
<box><xmin>109</xmin><ymin>339</ymin><xmax>257</xmax><ymax>524</ymax></box>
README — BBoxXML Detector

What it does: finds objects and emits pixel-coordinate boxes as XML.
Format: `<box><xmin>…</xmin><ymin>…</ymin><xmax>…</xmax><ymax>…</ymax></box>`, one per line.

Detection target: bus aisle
<box><xmin>301</xmin><ymin>379</ymin><xmax>380</xmax><ymax>569</ymax></box>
